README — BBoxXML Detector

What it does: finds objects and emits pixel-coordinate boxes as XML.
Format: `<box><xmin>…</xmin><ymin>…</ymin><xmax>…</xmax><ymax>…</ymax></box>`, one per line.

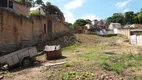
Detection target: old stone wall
<box><xmin>0</xmin><ymin>8</ymin><xmax>21</xmax><ymax>52</ymax></box>
<box><xmin>0</xmin><ymin>8</ymin><xmax>69</xmax><ymax>53</ymax></box>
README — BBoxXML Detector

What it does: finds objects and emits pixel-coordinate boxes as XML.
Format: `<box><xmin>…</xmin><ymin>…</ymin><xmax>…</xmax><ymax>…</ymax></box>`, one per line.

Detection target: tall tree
<box><xmin>73</xmin><ymin>19</ymin><xmax>88</xmax><ymax>27</ymax></box>
<box><xmin>42</xmin><ymin>2</ymin><xmax>63</xmax><ymax>16</ymax></box>
<box><xmin>35</xmin><ymin>0</ymin><xmax>43</xmax><ymax>5</ymax></box>
<box><xmin>106</xmin><ymin>17</ymin><xmax>113</xmax><ymax>25</ymax></box>
<box><xmin>125</xmin><ymin>11</ymin><xmax>134</xmax><ymax>24</ymax></box>
<box><xmin>106</xmin><ymin>8</ymin><xmax>142</xmax><ymax>25</ymax></box>
<box><xmin>86</xmin><ymin>19</ymin><xmax>92</xmax><ymax>24</ymax></box>
<box><xmin>138</xmin><ymin>9</ymin><xmax>142</xmax><ymax>23</ymax></box>
<box><xmin>112</xmin><ymin>13</ymin><xmax>125</xmax><ymax>25</ymax></box>
<box><xmin>133</xmin><ymin>13</ymin><xmax>139</xmax><ymax>24</ymax></box>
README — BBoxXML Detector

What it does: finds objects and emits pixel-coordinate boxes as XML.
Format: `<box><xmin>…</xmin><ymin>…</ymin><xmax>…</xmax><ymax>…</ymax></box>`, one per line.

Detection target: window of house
<box><xmin>9</xmin><ymin>1</ymin><xmax>13</xmax><ymax>8</ymax></box>
<box><xmin>44</xmin><ymin>24</ymin><xmax>46</xmax><ymax>34</ymax></box>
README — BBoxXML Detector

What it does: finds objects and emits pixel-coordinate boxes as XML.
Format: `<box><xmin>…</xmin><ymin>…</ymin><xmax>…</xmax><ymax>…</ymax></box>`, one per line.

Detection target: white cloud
<box><xmin>123</xmin><ymin>9</ymin><xmax>130</xmax><ymax>12</ymax></box>
<box><xmin>116</xmin><ymin>0</ymin><xmax>133</xmax><ymax>9</ymax></box>
<box><xmin>63</xmin><ymin>14</ymin><xmax>101</xmax><ymax>23</ymax></box>
<box><xmin>64</xmin><ymin>0</ymin><xmax>85</xmax><ymax>10</ymax></box>
<box><xmin>63</xmin><ymin>0</ymin><xmax>85</xmax><ymax>23</ymax></box>
<box><xmin>64</xmin><ymin>10</ymin><xmax>75</xmax><ymax>23</ymax></box>
<box><xmin>80</xmin><ymin>14</ymin><xmax>100</xmax><ymax>21</ymax></box>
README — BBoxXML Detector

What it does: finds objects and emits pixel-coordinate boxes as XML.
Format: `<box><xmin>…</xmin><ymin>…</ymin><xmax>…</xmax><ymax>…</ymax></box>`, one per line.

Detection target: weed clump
<box><xmin>60</xmin><ymin>71</ymin><xmax>95</xmax><ymax>80</ymax></box>
<box><xmin>101</xmin><ymin>54</ymin><xmax>142</xmax><ymax>74</ymax></box>
<box><xmin>64</xmin><ymin>63</ymin><xmax>72</xmax><ymax>67</ymax></box>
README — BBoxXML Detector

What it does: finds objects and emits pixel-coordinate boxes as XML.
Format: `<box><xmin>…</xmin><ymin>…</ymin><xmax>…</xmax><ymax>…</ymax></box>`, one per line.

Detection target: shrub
<box><xmin>64</xmin><ymin>63</ymin><xmax>71</xmax><ymax>67</ymax></box>
<box><xmin>60</xmin><ymin>71</ymin><xmax>95</xmax><ymax>80</ymax></box>
<box><xmin>101</xmin><ymin>62</ymin><xmax>112</xmax><ymax>71</ymax></box>
<box><xmin>29</xmin><ymin>10</ymin><xmax>40</xmax><ymax>17</ymax></box>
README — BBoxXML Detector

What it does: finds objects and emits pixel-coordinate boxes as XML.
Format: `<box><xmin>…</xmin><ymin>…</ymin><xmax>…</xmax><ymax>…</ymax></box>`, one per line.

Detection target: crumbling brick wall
<box><xmin>13</xmin><ymin>2</ymin><xmax>30</xmax><ymax>15</ymax></box>
<box><xmin>48</xmin><ymin>15</ymin><xmax>69</xmax><ymax>37</ymax></box>
<box><xmin>0</xmin><ymin>8</ymin><xmax>69</xmax><ymax>53</ymax></box>
<box><xmin>0</xmin><ymin>8</ymin><xmax>22</xmax><ymax>52</ymax></box>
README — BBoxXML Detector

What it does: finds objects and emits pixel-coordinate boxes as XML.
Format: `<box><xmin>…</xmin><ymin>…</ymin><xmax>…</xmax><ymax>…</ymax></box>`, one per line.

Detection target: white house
<box><xmin>109</xmin><ymin>23</ymin><xmax>121</xmax><ymax>30</ymax></box>
<box><xmin>85</xmin><ymin>24</ymin><xmax>94</xmax><ymax>29</ymax></box>
<box><xmin>109</xmin><ymin>23</ymin><xmax>121</xmax><ymax>34</ymax></box>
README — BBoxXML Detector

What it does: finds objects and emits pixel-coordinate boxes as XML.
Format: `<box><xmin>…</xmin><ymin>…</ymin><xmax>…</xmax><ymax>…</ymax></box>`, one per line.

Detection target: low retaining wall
<box><xmin>117</xmin><ymin>28</ymin><xmax>130</xmax><ymax>39</ymax></box>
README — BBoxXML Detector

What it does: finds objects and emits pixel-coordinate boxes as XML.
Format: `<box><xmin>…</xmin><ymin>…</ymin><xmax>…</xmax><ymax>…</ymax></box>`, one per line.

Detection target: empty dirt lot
<box><xmin>1</xmin><ymin>34</ymin><xmax>142</xmax><ymax>80</ymax></box>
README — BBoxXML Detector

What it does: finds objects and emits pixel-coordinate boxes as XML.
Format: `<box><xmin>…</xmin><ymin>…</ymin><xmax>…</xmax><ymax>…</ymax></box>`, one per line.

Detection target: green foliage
<box><xmin>86</xmin><ymin>19</ymin><xmax>92</xmax><ymax>24</ymax></box>
<box><xmin>77</xmin><ymin>52</ymin><xmax>109</xmax><ymax>64</ymax></box>
<box><xmin>73</xmin><ymin>19</ymin><xmax>88</xmax><ymax>27</ymax></box>
<box><xmin>35</xmin><ymin>0</ymin><xmax>43</xmax><ymax>5</ymax></box>
<box><xmin>102</xmin><ymin>54</ymin><xmax>142</xmax><ymax>74</ymax></box>
<box><xmin>78</xmin><ymin>51</ymin><xmax>142</xmax><ymax>74</ymax></box>
<box><xmin>102</xmin><ymin>61</ymin><xmax>126</xmax><ymax>74</ymax></box>
<box><xmin>133</xmin><ymin>14</ymin><xmax>139</xmax><ymax>24</ymax></box>
<box><xmin>125</xmin><ymin>11</ymin><xmax>134</xmax><ymax>24</ymax></box>
<box><xmin>64</xmin><ymin>63</ymin><xmax>72</xmax><ymax>67</ymax></box>
<box><xmin>65</xmin><ymin>22</ymin><xmax>72</xmax><ymax>28</ymax></box>
<box><xmin>106</xmin><ymin>17</ymin><xmax>113</xmax><ymax>25</ymax></box>
<box><xmin>17</xmin><ymin>0</ymin><xmax>23</xmax><ymax>3</ymax></box>
<box><xmin>62</xmin><ymin>44</ymin><xmax>77</xmax><ymax>51</ymax></box>
<box><xmin>29</xmin><ymin>10</ymin><xmax>40</xmax><ymax>17</ymax></box>
<box><xmin>106</xmin><ymin>13</ymin><xmax>125</xmax><ymax>25</ymax></box>
<box><xmin>42</xmin><ymin>2</ymin><xmax>63</xmax><ymax>16</ymax></box>
<box><xmin>112</xmin><ymin>13</ymin><xmax>125</xmax><ymax>25</ymax></box>
<box><xmin>138</xmin><ymin>10</ymin><xmax>142</xmax><ymax>23</ymax></box>
<box><xmin>60</xmin><ymin>71</ymin><xmax>95</xmax><ymax>80</ymax></box>
<box><xmin>106</xmin><ymin>8</ymin><xmax>142</xmax><ymax>25</ymax></box>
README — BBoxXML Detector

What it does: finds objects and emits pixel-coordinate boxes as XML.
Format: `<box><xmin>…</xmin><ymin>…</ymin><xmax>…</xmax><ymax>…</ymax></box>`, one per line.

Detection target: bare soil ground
<box><xmin>1</xmin><ymin>34</ymin><xmax>142</xmax><ymax>80</ymax></box>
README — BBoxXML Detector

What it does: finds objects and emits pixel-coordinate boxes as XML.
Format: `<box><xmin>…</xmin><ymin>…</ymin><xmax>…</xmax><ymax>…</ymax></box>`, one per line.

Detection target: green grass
<box><xmin>77</xmin><ymin>52</ymin><xmax>142</xmax><ymax>74</ymax></box>
<box><xmin>102</xmin><ymin>54</ymin><xmax>142</xmax><ymax>73</ymax></box>
<box><xmin>77</xmin><ymin>52</ymin><xmax>109</xmax><ymax>64</ymax></box>
<box><xmin>62</xmin><ymin>34</ymin><xmax>142</xmax><ymax>77</ymax></box>
<box><xmin>60</xmin><ymin>71</ymin><xmax>95</xmax><ymax>80</ymax></box>
<box><xmin>62</xmin><ymin>44</ymin><xmax>78</xmax><ymax>51</ymax></box>
<box><xmin>64</xmin><ymin>63</ymin><xmax>72</xmax><ymax>67</ymax></box>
